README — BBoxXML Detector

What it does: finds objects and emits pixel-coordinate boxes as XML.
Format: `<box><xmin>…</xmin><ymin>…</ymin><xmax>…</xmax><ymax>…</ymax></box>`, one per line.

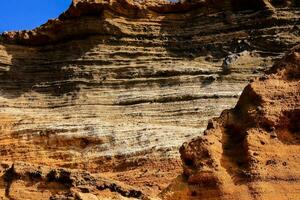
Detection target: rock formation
<box><xmin>163</xmin><ymin>45</ymin><xmax>300</xmax><ymax>199</ymax></box>
<box><xmin>0</xmin><ymin>0</ymin><xmax>299</xmax><ymax>199</ymax></box>
<box><xmin>0</xmin><ymin>162</ymin><xmax>146</xmax><ymax>199</ymax></box>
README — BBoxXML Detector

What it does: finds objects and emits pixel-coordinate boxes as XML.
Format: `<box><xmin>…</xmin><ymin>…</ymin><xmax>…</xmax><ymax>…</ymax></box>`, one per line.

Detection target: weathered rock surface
<box><xmin>0</xmin><ymin>0</ymin><xmax>299</xmax><ymax>198</ymax></box>
<box><xmin>0</xmin><ymin>162</ymin><xmax>146</xmax><ymax>200</ymax></box>
<box><xmin>163</xmin><ymin>45</ymin><xmax>300</xmax><ymax>199</ymax></box>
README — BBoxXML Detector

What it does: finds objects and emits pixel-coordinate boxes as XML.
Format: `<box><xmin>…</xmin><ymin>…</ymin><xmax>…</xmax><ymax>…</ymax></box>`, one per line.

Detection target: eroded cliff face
<box><xmin>163</xmin><ymin>45</ymin><xmax>300</xmax><ymax>199</ymax></box>
<box><xmin>0</xmin><ymin>0</ymin><xmax>299</xmax><ymax>199</ymax></box>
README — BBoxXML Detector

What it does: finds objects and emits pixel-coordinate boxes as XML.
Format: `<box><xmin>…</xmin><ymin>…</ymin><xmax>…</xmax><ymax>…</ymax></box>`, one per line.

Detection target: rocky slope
<box><xmin>163</xmin><ymin>45</ymin><xmax>300</xmax><ymax>199</ymax></box>
<box><xmin>0</xmin><ymin>0</ymin><xmax>299</xmax><ymax>198</ymax></box>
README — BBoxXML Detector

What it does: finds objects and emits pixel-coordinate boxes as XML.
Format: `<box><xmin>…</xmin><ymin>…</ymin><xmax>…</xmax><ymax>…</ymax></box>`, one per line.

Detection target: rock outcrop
<box><xmin>163</xmin><ymin>45</ymin><xmax>300</xmax><ymax>199</ymax></box>
<box><xmin>0</xmin><ymin>162</ymin><xmax>146</xmax><ymax>200</ymax></box>
<box><xmin>0</xmin><ymin>0</ymin><xmax>299</xmax><ymax>198</ymax></box>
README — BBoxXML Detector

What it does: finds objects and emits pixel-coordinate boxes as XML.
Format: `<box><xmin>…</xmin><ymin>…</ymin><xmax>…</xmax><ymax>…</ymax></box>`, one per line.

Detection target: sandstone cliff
<box><xmin>0</xmin><ymin>0</ymin><xmax>299</xmax><ymax>199</ymax></box>
<box><xmin>163</xmin><ymin>45</ymin><xmax>300</xmax><ymax>199</ymax></box>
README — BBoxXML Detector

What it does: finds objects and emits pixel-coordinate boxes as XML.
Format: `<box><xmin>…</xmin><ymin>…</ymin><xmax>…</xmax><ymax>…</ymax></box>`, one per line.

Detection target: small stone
<box><xmin>205</xmin><ymin>55</ymin><xmax>213</xmax><ymax>62</ymax></box>
<box><xmin>270</xmin><ymin>131</ymin><xmax>277</xmax><ymax>139</ymax></box>
<box><xmin>256</xmin><ymin>106</ymin><xmax>263</xmax><ymax>112</ymax></box>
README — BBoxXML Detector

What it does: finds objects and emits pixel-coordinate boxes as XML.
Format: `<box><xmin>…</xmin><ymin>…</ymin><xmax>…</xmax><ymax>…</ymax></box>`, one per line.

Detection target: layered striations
<box><xmin>0</xmin><ymin>0</ymin><xmax>299</xmax><ymax>198</ymax></box>
<box><xmin>163</xmin><ymin>45</ymin><xmax>300</xmax><ymax>199</ymax></box>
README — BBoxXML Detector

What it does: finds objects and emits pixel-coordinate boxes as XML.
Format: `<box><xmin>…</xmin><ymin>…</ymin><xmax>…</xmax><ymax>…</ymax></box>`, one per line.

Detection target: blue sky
<box><xmin>0</xmin><ymin>0</ymin><xmax>71</xmax><ymax>32</ymax></box>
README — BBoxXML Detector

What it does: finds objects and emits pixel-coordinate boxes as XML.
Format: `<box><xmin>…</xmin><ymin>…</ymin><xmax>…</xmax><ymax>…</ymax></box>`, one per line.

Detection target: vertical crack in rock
<box><xmin>3</xmin><ymin>165</ymin><xmax>18</xmax><ymax>199</ymax></box>
<box><xmin>221</xmin><ymin>124</ymin><xmax>250</xmax><ymax>185</ymax></box>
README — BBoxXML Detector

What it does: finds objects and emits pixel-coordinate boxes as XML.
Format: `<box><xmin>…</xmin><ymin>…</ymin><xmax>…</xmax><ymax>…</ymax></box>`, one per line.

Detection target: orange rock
<box><xmin>163</xmin><ymin>45</ymin><xmax>300</xmax><ymax>199</ymax></box>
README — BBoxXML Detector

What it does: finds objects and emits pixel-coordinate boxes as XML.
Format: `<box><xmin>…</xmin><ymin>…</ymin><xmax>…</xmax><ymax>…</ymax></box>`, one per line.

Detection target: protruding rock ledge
<box><xmin>0</xmin><ymin>162</ymin><xmax>147</xmax><ymax>200</ymax></box>
<box><xmin>1</xmin><ymin>0</ymin><xmax>297</xmax><ymax>46</ymax></box>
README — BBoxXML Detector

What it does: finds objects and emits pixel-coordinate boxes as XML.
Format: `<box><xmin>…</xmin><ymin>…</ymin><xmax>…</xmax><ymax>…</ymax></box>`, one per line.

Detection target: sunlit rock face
<box><xmin>163</xmin><ymin>45</ymin><xmax>300</xmax><ymax>200</ymax></box>
<box><xmin>0</xmin><ymin>0</ymin><xmax>299</xmax><ymax>198</ymax></box>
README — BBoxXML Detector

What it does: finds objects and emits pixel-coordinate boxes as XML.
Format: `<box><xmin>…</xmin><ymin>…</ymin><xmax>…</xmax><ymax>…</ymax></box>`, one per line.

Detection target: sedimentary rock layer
<box><xmin>163</xmin><ymin>45</ymin><xmax>300</xmax><ymax>199</ymax></box>
<box><xmin>0</xmin><ymin>0</ymin><xmax>299</xmax><ymax>197</ymax></box>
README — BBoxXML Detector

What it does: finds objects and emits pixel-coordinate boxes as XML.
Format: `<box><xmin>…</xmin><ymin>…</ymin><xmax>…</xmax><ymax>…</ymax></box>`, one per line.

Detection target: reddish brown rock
<box><xmin>162</xmin><ymin>45</ymin><xmax>300</xmax><ymax>199</ymax></box>
<box><xmin>0</xmin><ymin>162</ymin><xmax>147</xmax><ymax>200</ymax></box>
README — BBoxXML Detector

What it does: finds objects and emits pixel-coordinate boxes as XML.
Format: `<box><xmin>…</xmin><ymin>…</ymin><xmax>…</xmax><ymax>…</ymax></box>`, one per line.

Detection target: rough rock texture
<box><xmin>0</xmin><ymin>0</ymin><xmax>299</xmax><ymax>198</ymax></box>
<box><xmin>163</xmin><ymin>45</ymin><xmax>300</xmax><ymax>199</ymax></box>
<box><xmin>0</xmin><ymin>162</ymin><xmax>146</xmax><ymax>200</ymax></box>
